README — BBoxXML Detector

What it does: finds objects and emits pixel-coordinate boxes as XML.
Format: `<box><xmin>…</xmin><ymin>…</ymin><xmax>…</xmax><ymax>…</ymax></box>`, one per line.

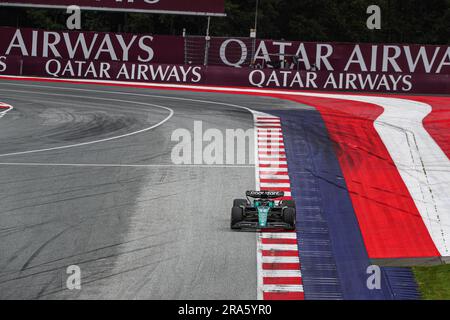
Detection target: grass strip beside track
<box><xmin>413</xmin><ymin>264</ymin><xmax>450</xmax><ymax>300</ymax></box>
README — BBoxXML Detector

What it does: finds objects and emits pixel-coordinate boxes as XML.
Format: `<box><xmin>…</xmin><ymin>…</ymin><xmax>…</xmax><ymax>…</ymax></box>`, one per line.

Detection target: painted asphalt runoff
<box><xmin>0</xmin><ymin>80</ymin><xmax>289</xmax><ymax>299</ymax></box>
<box><xmin>271</xmin><ymin>109</ymin><xmax>418</xmax><ymax>300</ymax></box>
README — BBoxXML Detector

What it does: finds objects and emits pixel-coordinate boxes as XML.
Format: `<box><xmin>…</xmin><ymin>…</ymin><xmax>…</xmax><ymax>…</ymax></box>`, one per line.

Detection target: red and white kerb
<box><xmin>254</xmin><ymin>115</ymin><xmax>304</xmax><ymax>300</ymax></box>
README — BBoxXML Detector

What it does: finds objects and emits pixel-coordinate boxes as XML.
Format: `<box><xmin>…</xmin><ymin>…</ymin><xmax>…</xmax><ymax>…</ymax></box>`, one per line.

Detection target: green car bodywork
<box><xmin>254</xmin><ymin>200</ymin><xmax>275</xmax><ymax>228</ymax></box>
<box><xmin>231</xmin><ymin>191</ymin><xmax>296</xmax><ymax>230</ymax></box>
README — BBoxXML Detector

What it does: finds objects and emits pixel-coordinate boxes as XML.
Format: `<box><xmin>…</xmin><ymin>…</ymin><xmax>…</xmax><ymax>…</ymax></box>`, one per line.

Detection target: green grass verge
<box><xmin>413</xmin><ymin>264</ymin><xmax>450</xmax><ymax>300</ymax></box>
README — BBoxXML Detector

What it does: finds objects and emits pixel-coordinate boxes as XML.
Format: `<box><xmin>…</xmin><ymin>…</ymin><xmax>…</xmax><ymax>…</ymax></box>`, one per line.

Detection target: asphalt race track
<box><xmin>0</xmin><ymin>80</ymin><xmax>296</xmax><ymax>299</ymax></box>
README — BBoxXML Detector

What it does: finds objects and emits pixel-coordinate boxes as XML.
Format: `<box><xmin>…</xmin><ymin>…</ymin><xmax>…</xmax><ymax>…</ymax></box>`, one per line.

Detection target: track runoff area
<box><xmin>0</xmin><ymin>75</ymin><xmax>449</xmax><ymax>302</ymax></box>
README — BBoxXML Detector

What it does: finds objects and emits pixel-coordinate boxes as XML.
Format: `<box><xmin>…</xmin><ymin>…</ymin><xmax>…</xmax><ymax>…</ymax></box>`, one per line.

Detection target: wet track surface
<box><xmin>0</xmin><ymin>80</ymin><xmax>298</xmax><ymax>299</ymax></box>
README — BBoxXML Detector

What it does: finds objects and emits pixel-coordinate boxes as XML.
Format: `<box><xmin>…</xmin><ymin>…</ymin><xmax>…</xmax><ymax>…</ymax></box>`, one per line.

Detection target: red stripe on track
<box><xmin>258</xmin><ymin>136</ymin><xmax>283</xmax><ymax>139</ymax></box>
<box><xmin>258</xmin><ymin>154</ymin><xmax>287</xmax><ymax>158</ymax></box>
<box><xmin>280</xmin><ymin>94</ymin><xmax>440</xmax><ymax>259</ymax></box>
<box><xmin>259</xmin><ymin>148</ymin><xmax>285</xmax><ymax>151</ymax></box>
<box><xmin>263</xmin><ymin>277</ymin><xmax>303</xmax><ymax>285</ymax></box>
<box><xmin>259</xmin><ymin>171</ymin><xmax>289</xmax><ymax>176</ymax></box>
<box><xmin>262</xmin><ymin>263</ymin><xmax>301</xmax><ymax>270</ymax></box>
<box><xmin>262</xmin><ymin>250</ymin><xmax>299</xmax><ymax>257</ymax></box>
<box><xmin>260</xmin><ymin>179</ymin><xmax>291</xmax><ymax>184</ymax></box>
<box><xmin>261</xmin><ymin>238</ymin><xmax>298</xmax><ymax>245</ymax></box>
<box><xmin>258</xmin><ymin>132</ymin><xmax>283</xmax><ymax>134</ymax></box>
<box><xmin>258</xmin><ymin>144</ymin><xmax>285</xmax><ymax>147</ymax></box>
<box><xmin>259</xmin><ymin>143</ymin><xmax>284</xmax><ymax>145</ymax></box>
<box><xmin>258</xmin><ymin>134</ymin><xmax>283</xmax><ymax>137</ymax></box>
<box><xmin>259</xmin><ymin>187</ymin><xmax>291</xmax><ymax>192</ymax></box>
<box><xmin>263</xmin><ymin>292</ymin><xmax>305</xmax><ymax>300</ymax></box>
<box><xmin>259</xmin><ymin>157</ymin><xmax>287</xmax><ymax>162</ymax></box>
<box><xmin>259</xmin><ymin>164</ymin><xmax>288</xmax><ymax>168</ymax></box>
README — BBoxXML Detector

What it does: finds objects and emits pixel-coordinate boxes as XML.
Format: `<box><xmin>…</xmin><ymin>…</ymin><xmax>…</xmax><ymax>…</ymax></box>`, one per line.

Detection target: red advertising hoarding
<box><xmin>1</xmin><ymin>27</ymin><xmax>449</xmax><ymax>94</ymax></box>
<box><xmin>0</xmin><ymin>0</ymin><xmax>226</xmax><ymax>16</ymax></box>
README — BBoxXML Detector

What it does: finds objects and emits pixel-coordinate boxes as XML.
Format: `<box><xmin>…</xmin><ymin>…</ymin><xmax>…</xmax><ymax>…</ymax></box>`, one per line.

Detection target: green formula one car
<box><xmin>231</xmin><ymin>191</ymin><xmax>296</xmax><ymax>230</ymax></box>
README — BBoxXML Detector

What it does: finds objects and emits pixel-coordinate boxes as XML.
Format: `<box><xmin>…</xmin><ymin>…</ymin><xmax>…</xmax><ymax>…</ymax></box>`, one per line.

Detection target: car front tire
<box><xmin>282</xmin><ymin>207</ymin><xmax>296</xmax><ymax>230</ymax></box>
<box><xmin>231</xmin><ymin>206</ymin><xmax>244</xmax><ymax>230</ymax></box>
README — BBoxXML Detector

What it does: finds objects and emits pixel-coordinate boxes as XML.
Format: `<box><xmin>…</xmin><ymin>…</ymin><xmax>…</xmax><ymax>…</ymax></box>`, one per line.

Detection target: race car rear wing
<box><xmin>246</xmin><ymin>191</ymin><xmax>285</xmax><ymax>199</ymax></box>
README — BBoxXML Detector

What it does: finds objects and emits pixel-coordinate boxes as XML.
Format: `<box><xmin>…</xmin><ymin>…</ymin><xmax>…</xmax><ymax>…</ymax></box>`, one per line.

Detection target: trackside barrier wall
<box><xmin>1</xmin><ymin>27</ymin><xmax>449</xmax><ymax>94</ymax></box>
<box><xmin>1</xmin><ymin>56</ymin><xmax>450</xmax><ymax>95</ymax></box>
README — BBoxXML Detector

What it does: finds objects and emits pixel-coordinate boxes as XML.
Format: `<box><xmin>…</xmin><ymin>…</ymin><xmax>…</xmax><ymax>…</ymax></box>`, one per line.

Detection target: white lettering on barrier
<box><xmin>219</xmin><ymin>39</ymin><xmax>248</xmax><ymax>67</ymax></box>
<box><xmin>323</xmin><ymin>73</ymin><xmax>413</xmax><ymax>92</ymax></box>
<box><xmin>44</xmin><ymin>61</ymin><xmax>202</xmax><ymax>83</ymax></box>
<box><xmin>5</xmin><ymin>29</ymin><xmax>155</xmax><ymax>63</ymax></box>
<box><xmin>249</xmin><ymin>69</ymin><xmax>413</xmax><ymax>92</ymax></box>
<box><xmin>249</xmin><ymin>70</ymin><xmax>318</xmax><ymax>89</ymax></box>
<box><xmin>345</xmin><ymin>45</ymin><xmax>368</xmax><ymax>72</ymax></box>
<box><xmin>0</xmin><ymin>56</ymin><xmax>6</xmax><ymax>72</ymax></box>
<box><xmin>3</xmin><ymin>29</ymin><xmax>450</xmax><ymax>74</ymax></box>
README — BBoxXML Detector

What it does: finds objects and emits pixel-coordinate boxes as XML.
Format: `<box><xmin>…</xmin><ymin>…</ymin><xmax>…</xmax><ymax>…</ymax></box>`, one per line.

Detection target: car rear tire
<box><xmin>231</xmin><ymin>207</ymin><xmax>244</xmax><ymax>229</ymax></box>
<box><xmin>233</xmin><ymin>199</ymin><xmax>248</xmax><ymax>207</ymax></box>
<box><xmin>283</xmin><ymin>207</ymin><xmax>296</xmax><ymax>230</ymax></box>
<box><xmin>280</xmin><ymin>200</ymin><xmax>296</xmax><ymax>208</ymax></box>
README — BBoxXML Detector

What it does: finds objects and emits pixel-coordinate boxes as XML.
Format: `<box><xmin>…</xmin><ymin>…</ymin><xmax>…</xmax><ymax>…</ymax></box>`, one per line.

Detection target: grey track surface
<box><xmin>0</xmin><ymin>80</ymin><xmax>296</xmax><ymax>300</ymax></box>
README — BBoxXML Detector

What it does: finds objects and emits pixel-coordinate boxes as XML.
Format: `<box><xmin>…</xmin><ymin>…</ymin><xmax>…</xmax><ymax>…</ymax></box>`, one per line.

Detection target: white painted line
<box><xmin>260</xmin><ymin>244</ymin><xmax>298</xmax><ymax>251</ymax></box>
<box><xmin>259</xmin><ymin>159</ymin><xmax>287</xmax><ymax>163</ymax></box>
<box><xmin>259</xmin><ymin>155</ymin><xmax>287</xmax><ymax>159</ymax></box>
<box><xmin>258</xmin><ymin>131</ymin><xmax>283</xmax><ymax>135</ymax></box>
<box><xmin>258</xmin><ymin>136</ymin><xmax>284</xmax><ymax>140</ymax></box>
<box><xmin>258</xmin><ymin>143</ymin><xmax>285</xmax><ymax>146</ymax></box>
<box><xmin>0</xmin><ymin>102</ymin><xmax>13</xmax><ymax>119</ymax></box>
<box><xmin>263</xmin><ymin>285</ymin><xmax>304</xmax><ymax>292</ymax></box>
<box><xmin>258</xmin><ymin>139</ymin><xmax>284</xmax><ymax>143</ymax></box>
<box><xmin>258</xmin><ymin>129</ymin><xmax>282</xmax><ymax>132</ymax></box>
<box><xmin>261</xmin><ymin>183</ymin><xmax>291</xmax><ymax>188</ymax></box>
<box><xmin>260</xmin><ymin>175</ymin><xmax>289</xmax><ymax>180</ymax></box>
<box><xmin>258</xmin><ymin>133</ymin><xmax>283</xmax><ymax>137</ymax></box>
<box><xmin>0</xmin><ymin>92</ymin><xmax>174</xmax><ymax>158</ymax></box>
<box><xmin>257</xmin><ymin>120</ymin><xmax>281</xmax><ymax>123</ymax></box>
<box><xmin>257</xmin><ymin>125</ymin><xmax>282</xmax><ymax>128</ymax></box>
<box><xmin>259</xmin><ymin>160</ymin><xmax>288</xmax><ymax>165</ymax></box>
<box><xmin>0</xmin><ymin>162</ymin><xmax>254</xmax><ymax>168</ymax></box>
<box><xmin>262</xmin><ymin>256</ymin><xmax>300</xmax><ymax>263</ymax></box>
<box><xmin>258</xmin><ymin>167</ymin><xmax>288</xmax><ymax>172</ymax></box>
<box><xmin>261</xmin><ymin>233</ymin><xmax>297</xmax><ymax>239</ymax></box>
<box><xmin>258</xmin><ymin>152</ymin><xmax>286</xmax><ymax>156</ymax></box>
<box><xmin>262</xmin><ymin>270</ymin><xmax>302</xmax><ymax>278</ymax></box>
<box><xmin>258</xmin><ymin>149</ymin><xmax>286</xmax><ymax>153</ymax></box>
